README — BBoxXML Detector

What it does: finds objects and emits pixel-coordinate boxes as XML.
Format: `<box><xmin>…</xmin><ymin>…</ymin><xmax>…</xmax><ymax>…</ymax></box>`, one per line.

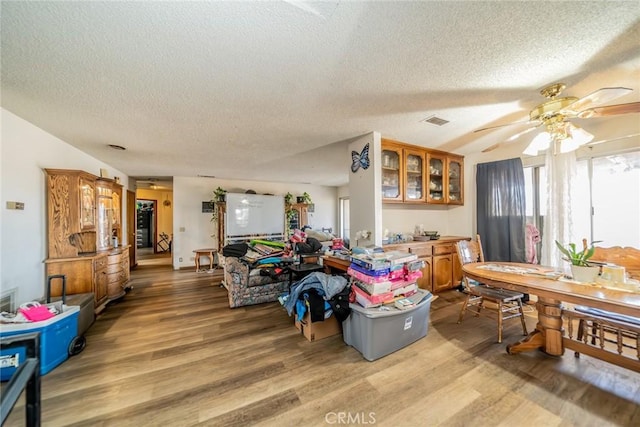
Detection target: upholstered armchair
<box><xmin>222</xmin><ymin>256</ymin><xmax>289</xmax><ymax>308</ymax></box>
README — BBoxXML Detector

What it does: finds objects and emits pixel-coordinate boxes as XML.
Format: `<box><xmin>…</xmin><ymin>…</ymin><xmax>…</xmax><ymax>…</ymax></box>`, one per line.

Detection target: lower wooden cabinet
<box><xmin>386</xmin><ymin>237</ymin><xmax>468</xmax><ymax>293</ymax></box>
<box><xmin>45</xmin><ymin>246</ymin><xmax>130</xmax><ymax>313</ymax></box>
<box><xmin>107</xmin><ymin>247</ymin><xmax>130</xmax><ymax>301</ymax></box>
<box><xmin>433</xmin><ymin>254</ymin><xmax>454</xmax><ymax>292</ymax></box>
<box><xmin>94</xmin><ymin>254</ymin><xmax>109</xmax><ymax>306</ymax></box>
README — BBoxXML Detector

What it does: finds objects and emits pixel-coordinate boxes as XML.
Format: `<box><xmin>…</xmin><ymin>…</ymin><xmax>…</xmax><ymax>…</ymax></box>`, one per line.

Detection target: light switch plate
<box><xmin>6</xmin><ymin>201</ymin><xmax>25</xmax><ymax>210</ymax></box>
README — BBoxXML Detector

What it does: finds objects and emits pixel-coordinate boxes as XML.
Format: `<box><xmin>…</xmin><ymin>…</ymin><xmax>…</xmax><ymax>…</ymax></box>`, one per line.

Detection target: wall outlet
<box><xmin>179</xmin><ymin>257</ymin><xmax>183</xmax><ymax>262</ymax></box>
<box><xmin>179</xmin><ymin>227</ymin><xmax>186</xmax><ymax>232</ymax></box>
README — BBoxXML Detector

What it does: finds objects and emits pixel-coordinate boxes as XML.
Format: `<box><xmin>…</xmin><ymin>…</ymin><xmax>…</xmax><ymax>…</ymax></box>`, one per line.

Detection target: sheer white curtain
<box><xmin>541</xmin><ymin>149</ymin><xmax>578</xmax><ymax>270</ymax></box>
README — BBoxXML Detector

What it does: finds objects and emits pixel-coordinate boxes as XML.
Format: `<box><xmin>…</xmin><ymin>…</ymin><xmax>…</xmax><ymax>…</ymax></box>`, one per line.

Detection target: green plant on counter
<box><xmin>554</xmin><ymin>239</ymin><xmax>599</xmax><ymax>266</ymax></box>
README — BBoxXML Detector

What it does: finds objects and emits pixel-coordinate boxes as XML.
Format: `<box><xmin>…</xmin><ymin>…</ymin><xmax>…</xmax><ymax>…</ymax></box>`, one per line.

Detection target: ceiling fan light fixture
<box><xmin>559</xmin><ymin>137</ymin><xmax>581</xmax><ymax>154</ymax></box>
<box><xmin>567</xmin><ymin>124</ymin><xmax>594</xmax><ymax>146</ymax></box>
<box><xmin>523</xmin><ymin>131</ymin><xmax>551</xmax><ymax>156</ymax></box>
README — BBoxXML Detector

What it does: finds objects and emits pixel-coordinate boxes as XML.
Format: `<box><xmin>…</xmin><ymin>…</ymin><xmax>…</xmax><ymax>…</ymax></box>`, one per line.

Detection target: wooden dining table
<box><xmin>462</xmin><ymin>262</ymin><xmax>640</xmax><ymax>367</ymax></box>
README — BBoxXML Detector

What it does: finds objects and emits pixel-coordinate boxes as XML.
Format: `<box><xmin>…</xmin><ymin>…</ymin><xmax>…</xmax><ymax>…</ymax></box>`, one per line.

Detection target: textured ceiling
<box><xmin>2</xmin><ymin>1</ymin><xmax>640</xmax><ymax>186</ymax></box>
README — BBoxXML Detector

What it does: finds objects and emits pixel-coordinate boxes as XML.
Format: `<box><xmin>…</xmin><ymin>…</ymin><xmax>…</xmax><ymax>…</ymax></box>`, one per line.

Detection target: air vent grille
<box><xmin>422</xmin><ymin>115</ymin><xmax>449</xmax><ymax>126</ymax></box>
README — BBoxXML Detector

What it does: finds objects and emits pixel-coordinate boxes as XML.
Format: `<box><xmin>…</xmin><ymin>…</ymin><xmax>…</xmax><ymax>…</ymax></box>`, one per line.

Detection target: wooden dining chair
<box><xmin>456</xmin><ymin>235</ymin><xmax>528</xmax><ymax>343</ymax></box>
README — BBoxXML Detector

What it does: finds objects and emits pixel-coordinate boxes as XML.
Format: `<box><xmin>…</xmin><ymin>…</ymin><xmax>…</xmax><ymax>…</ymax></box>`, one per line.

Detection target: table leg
<box><xmin>195</xmin><ymin>254</ymin><xmax>201</xmax><ymax>272</ymax></box>
<box><xmin>506</xmin><ymin>297</ymin><xmax>564</xmax><ymax>356</ymax></box>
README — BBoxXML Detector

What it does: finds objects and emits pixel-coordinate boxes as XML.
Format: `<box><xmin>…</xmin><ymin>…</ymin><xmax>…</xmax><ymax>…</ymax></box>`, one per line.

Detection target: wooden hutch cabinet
<box><xmin>44</xmin><ymin>169</ymin><xmax>129</xmax><ymax>313</ymax></box>
<box><xmin>286</xmin><ymin>203</ymin><xmax>309</xmax><ymax>235</ymax></box>
<box><xmin>215</xmin><ymin>202</ymin><xmax>226</xmax><ymax>251</ymax></box>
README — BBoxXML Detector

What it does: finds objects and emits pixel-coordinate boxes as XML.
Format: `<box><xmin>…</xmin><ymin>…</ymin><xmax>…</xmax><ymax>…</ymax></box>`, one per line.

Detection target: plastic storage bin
<box><xmin>0</xmin><ymin>305</ymin><xmax>79</xmax><ymax>380</ymax></box>
<box><xmin>343</xmin><ymin>289</ymin><xmax>433</xmax><ymax>361</ymax></box>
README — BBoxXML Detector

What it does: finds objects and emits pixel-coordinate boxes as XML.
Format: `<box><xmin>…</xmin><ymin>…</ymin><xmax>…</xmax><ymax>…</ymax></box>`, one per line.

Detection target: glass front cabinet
<box><xmin>427</xmin><ymin>153</ymin><xmax>446</xmax><ymax>204</ymax></box>
<box><xmin>381</xmin><ymin>146</ymin><xmax>403</xmax><ymax>202</ymax></box>
<box><xmin>403</xmin><ymin>148</ymin><xmax>425</xmax><ymax>203</ymax></box>
<box><xmin>447</xmin><ymin>156</ymin><xmax>464</xmax><ymax>204</ymax></box>
<box><xmin>96</xmin><ymin>180</ymin><xmax>114</xmax><ymax>251</ymax></box>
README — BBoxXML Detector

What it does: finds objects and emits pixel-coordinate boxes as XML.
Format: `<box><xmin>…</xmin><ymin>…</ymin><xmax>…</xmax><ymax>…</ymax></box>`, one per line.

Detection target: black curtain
<box><xmin>476</xmin><ymin>158</ymin><xmax>526</xmax><ymax>262</ymax></box>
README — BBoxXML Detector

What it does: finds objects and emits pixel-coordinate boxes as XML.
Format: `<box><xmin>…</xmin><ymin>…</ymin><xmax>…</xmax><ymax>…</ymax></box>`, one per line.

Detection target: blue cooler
<box><xmin>0</xmin><ymin>305</ymin><xmax>79</xmax><ymax>381</ymax></box>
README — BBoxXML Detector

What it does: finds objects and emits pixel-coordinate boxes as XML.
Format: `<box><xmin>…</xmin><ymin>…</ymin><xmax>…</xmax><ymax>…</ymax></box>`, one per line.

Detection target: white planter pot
<box><xmin>571</xmin><ymin>265</ymin><xmax>599</xmax><ymax>283</ymax></box>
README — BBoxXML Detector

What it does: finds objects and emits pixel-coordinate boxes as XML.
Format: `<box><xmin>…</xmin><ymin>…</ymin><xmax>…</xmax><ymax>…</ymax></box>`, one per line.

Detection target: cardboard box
<box><xmin>294</xmin><ymin>311</ymin><xmax>341</xmax><ymax>342</ymax></box>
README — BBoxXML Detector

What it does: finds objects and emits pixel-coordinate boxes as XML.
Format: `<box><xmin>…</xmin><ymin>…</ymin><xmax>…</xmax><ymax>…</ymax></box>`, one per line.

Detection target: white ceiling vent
<box><xmin>422</xmin><ymin>115</ymin><xmax>450</xmax><ymax>126</ymax></box>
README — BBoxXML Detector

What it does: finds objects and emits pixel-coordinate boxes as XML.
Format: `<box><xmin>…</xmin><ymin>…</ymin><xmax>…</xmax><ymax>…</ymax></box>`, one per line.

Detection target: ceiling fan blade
<box><xmin>474</xmin><ymin>119</ymin><xmax>537</xmax><ymax>133</ymax></box>
<box><xmin>563</xmin><ymin>87</ymin><xmax>633</xmax><ymax>114</ymax></box>
<box><xmin>505</xmin><ymin>125</ymin><xmax>540</xmax><ymax>142</ymax></box>
<box><xmin>577</xmin><ymin>102</ymin><xmax>640</xmax><ymax>119</ymax></box>
<box><xmin>481</xmin><ymin>142</ymin><xmax>504</xmax><ymax>153</ymax></box>
<box><xmin>586</xmin><ymin>132</ymin><xmax>640</xmax><ymax>147</ymax></box>
<box><xmin>481</xmin><ymin>125</ymin><xmax>540</xmax><ymax>153</ymax></box>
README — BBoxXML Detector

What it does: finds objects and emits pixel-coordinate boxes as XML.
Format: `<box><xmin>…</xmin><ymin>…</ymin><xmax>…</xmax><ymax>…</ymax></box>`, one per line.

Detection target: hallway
<box><xmin>136</xmin><ymin>247</ymin><xmax>172</xmax><ymax>267</ymax></box>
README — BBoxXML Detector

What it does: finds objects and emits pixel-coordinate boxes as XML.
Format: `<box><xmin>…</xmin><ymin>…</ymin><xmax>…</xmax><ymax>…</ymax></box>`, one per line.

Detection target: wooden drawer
<box><xmin>107</xmin><ymin>270</ymin><xmax>127</xmax><ymax>284</ymax></box>
<box><xmin>106</xmin><ymin>263</ymin><xmax>122</xmax><ymax>274</ymax></box>
<box><xmin>107</xmin><ymin>254</ymin><xmax>121</xmax><ymax>265</ymax></box>
<box><xmin>433</xmin><ymin>244</ymin><xmax>454</xmax><ymax>255</ymax></box>
<box><xmin>94</xmin><ymin>255</ymin><xmax>108</xmax><ymax>270</ymax></box>
<box><xmin>409</xmin><ymin>246</ymin><xmax>432</xmax><ymax>257</ymax></box>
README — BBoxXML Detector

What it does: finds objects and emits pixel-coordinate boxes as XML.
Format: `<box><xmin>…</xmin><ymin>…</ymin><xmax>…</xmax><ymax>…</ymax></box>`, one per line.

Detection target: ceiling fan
<box><xmin>477</xmin><ymin>83</ymin><xmax>640</xmax><ymax>154</ymax></box>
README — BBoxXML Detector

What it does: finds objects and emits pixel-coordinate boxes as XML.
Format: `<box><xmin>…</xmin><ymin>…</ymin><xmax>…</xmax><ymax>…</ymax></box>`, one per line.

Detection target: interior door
<box><xmin>127</xmin><ymin>190</ymin><xmax>137</xmax><ymax>269</ymax></box>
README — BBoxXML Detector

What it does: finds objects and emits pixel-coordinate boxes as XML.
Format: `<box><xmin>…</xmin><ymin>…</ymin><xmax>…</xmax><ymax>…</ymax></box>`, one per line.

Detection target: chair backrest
<box><xmin>456</xmin><ymin>234</ymin><xmax>485</xmax><ymax>266</ymax></box>
<box><xmin>456</xmin><ymin>235</ymin><xmax>484</xmax><ymax>291</ymax></box>
<box><xmin>591</xmin><ymin>245</ymin><xmax>640</xmax><ymax>280</ymax></box>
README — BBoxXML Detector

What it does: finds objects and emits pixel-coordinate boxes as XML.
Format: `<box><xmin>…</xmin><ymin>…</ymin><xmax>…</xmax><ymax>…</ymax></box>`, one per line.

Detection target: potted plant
<box><xmin>554</xmin><ymin>239</ymin><xmax>600</xmax><ymax>282</ymax></box>
<box><xmin>213</xmin><ymin>186</ymin><xmax>227</xmax><ymax>202</ymax></box>
<box><xmin>284</xmin><ymin>192</ymin><xmax>294</xmax><ymax>206</ymax></box>
<box><xmin>301</xmin><ymin>192</ymin><xmax>312</xmax><ymax>204</ymax></box>
<box><xmin>210</xmin><ymin>187</ymin><xmax>227</xmax><ymax>222</ymax></box>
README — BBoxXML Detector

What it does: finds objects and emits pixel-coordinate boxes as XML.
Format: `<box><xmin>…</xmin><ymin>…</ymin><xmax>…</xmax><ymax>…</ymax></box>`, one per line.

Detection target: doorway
<box><xmin>136</xmin><ymin>199</ymin><xmax>157</xmax><ymax>255</ymax></box>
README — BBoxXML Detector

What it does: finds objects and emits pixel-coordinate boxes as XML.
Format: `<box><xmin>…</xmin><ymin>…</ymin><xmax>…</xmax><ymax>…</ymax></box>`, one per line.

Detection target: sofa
<box><xmin>222</xmin><ymin>256</ymin><xmax>290</xmax><ymax>308</ymax></box>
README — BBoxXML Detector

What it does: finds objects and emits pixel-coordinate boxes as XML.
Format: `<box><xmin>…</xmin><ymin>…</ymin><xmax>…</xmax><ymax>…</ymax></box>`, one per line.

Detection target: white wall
<box><xmin>1</xmin><ymin>109</ymin><xmax>129</xmax><ymax>304</ymax></box>
<box><xmin>348</xmin><ymin>132</ymin><xmax>381</xmax><ymax>246</ymax></box>
<box><xmin>172</xmin><ymin>176</ymin><xmax>338</xmax><ymax>269</ymax></box>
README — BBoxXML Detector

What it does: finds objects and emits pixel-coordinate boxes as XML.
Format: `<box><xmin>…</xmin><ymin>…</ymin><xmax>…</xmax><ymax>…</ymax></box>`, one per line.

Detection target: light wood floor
<box><xmin>4</xmin><ymin>264</ymin><xmax>640</xmax><ymax>426</ymax></box>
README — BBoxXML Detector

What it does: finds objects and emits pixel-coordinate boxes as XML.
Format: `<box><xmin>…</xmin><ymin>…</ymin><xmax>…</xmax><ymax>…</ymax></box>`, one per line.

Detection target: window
<box><xmin>339</xmin><ymin>197</ymin><xmax>350</xmax><ymax>241</ymax></box>
<box><xmin>591</xmin><ymin>152</ymin><xmax>640</xmax><ymax>247</ymax></box>
<box><xmin>525</xmin><ymin>150</ymin><xmax>640</xmax><ymax>251</ymax></box>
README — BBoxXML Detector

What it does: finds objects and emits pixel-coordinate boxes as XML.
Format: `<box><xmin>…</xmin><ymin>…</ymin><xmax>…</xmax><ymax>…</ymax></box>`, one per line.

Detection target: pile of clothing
<box><xmin>283</xmin><ymin>272</ymin><xmax>351</xmax><ymax>323</ymax></box>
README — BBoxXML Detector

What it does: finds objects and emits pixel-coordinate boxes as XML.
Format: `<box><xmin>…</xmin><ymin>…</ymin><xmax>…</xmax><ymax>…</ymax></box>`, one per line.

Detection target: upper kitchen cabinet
<box><xmin>426</xmin><ymin>153</ymin><xmax>446</xmax><ymax>204</ymax></box>
<box><xmin>403</xmin><ymin>148</ymin><xmax>426</xmax><ymax>203</ymax></box>
<box><xmin>427</xmin><ymin>152</ymin><xmax>465</xmax><ymax>205</ymax></box>
<box><xmin>446</xmin><ymin>156</ymin><xmax>464</xmax><ymax>205</ymax></box>
<box><xmin>382</xmin><ymin>139</ymin><xmax>464</xmax><ymax>206</ymax></box>
<box><xmin>381</xmin><ymin>144</ymin><xmax>403</xmax><ymax>202</ymax></box>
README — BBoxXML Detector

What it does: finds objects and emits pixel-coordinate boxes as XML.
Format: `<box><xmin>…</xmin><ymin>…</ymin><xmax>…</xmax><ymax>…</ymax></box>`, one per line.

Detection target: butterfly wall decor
<box><xmin>351</xmin><ymin>143</ymin><xmax>370</xmax><ymax>173</ymax></box>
